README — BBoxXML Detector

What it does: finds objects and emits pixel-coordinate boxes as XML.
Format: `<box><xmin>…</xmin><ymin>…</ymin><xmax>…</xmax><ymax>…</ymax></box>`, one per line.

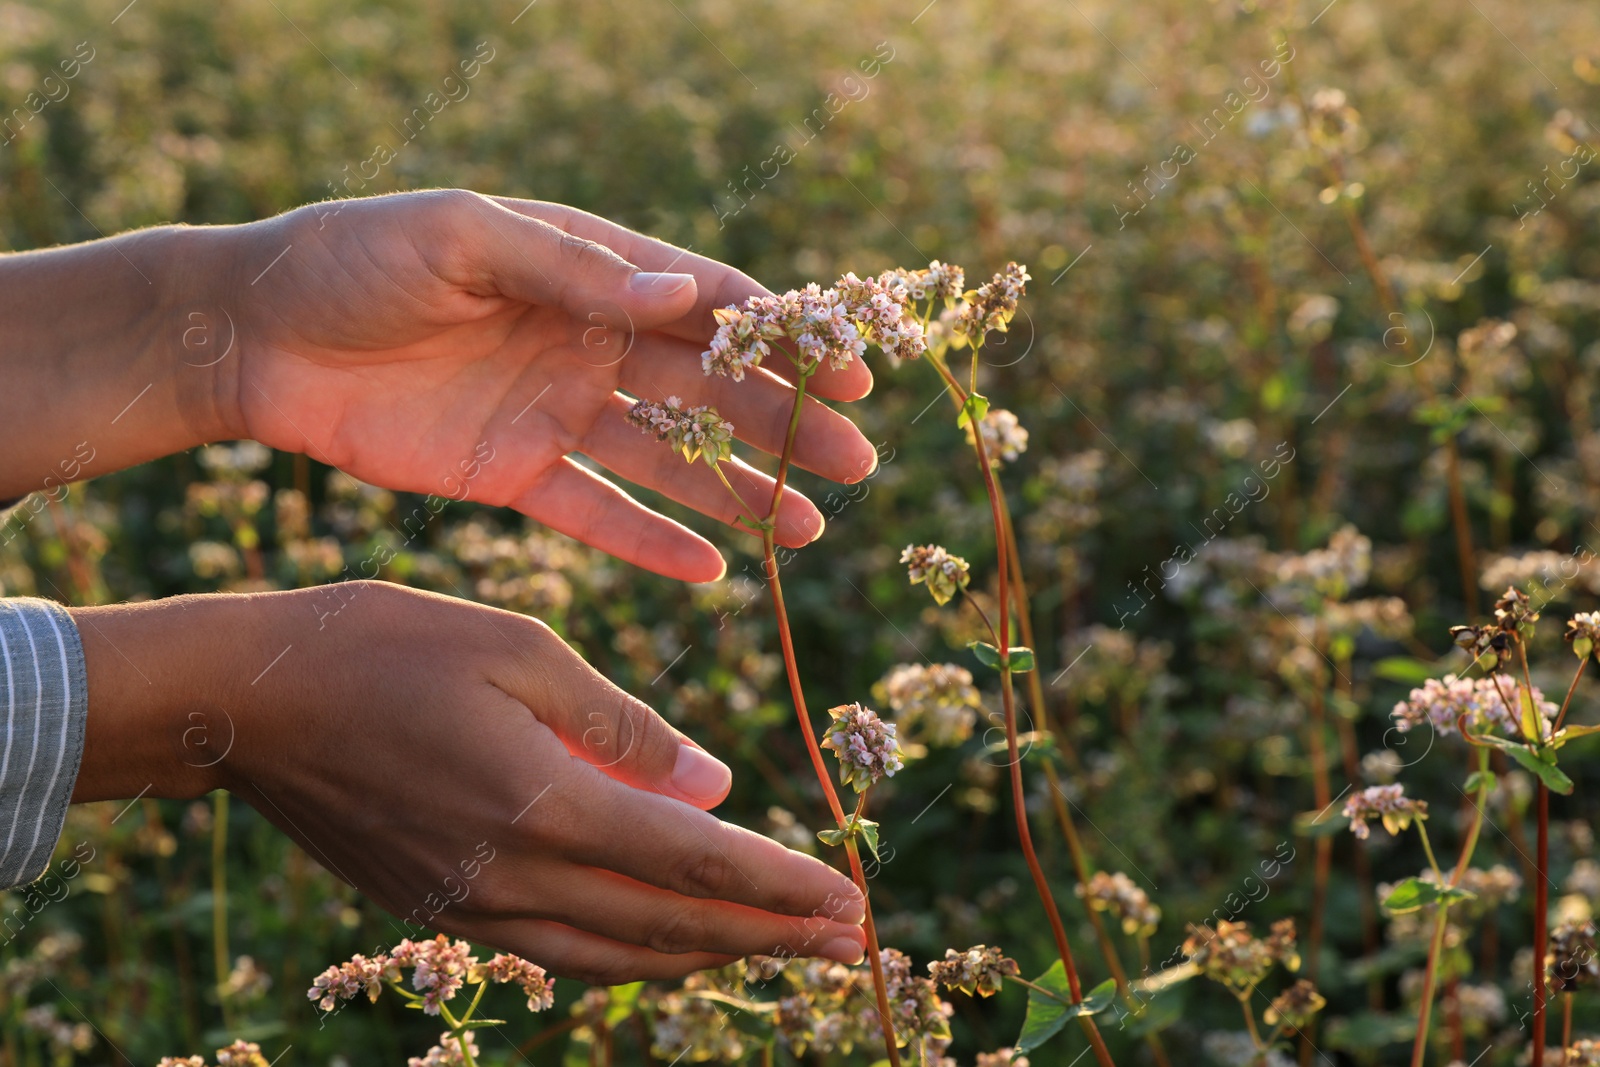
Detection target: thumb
<box><xmin>492</xmin><ymin>618</ymin><xmax>731</xmax><ymax>808</ymax></box>
<box><xmin>455</xmin><ymin>193</ymin><xmax>699</xmax><ymax>331</ymax></box>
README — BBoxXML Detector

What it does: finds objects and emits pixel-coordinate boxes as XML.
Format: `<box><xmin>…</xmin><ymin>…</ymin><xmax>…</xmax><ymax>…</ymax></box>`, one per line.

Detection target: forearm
<box><xmin>0</xmin><ymin>225</ymin><xmax>241</xmax><ymax>499</ymax></box>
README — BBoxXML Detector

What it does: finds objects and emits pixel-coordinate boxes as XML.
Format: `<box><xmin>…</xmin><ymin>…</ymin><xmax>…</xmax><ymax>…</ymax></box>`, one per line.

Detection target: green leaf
<box><xmin>1553</xmin><ymin>723</ymin><xmax>1600</xmax><ymax>748</ymax></box>
<box><xmin>1123</xmin><ymin>983</ymin><xmax>1186</xmax><ymax>1037</ymax></box>
<box><xmin>1463</xmin><ymin>770</ymin><xmax>1497</xmax><ymax>795</ymax></box>
<box><xmin>957</xmin><ymin>392</ymin><xmax>990</xmax><ymax>429</ymax></box>
<box><xmin>1325</xmin><ymin>1010</ymin><xmax>1419</xmax><ymax>1051</ymax></box>
<box><xmin>967</xmin><ymin>641</ymin><xmax>1034</xmax><ymax>672</ymax></box>
<box><xmin>1372</xmin><ymin>657</ymin><xmax>1438</xmax><ymax>685</ymax></box>
<box><xmin>1382</xmin><ymin>876</ymin><xmax>1477</xmax><ymax>915</ymax></box>
<box><xmin>1519</xmin><ymin>688</ymin><xmax>1543</xmax><ymax>743</ymax></box>
<box><xmin>970</xmin><ymin>641</ymin><xmax>1003</xmax><ymax>670</ymax></box>
<box><xmin>857</xmin><ymin>818</ymin><xmax>882</xmax><ymax>862</ymax></box>
<box><xmin>1131</xmin><ymin>962</ymin><xmax>1200</xmax><ymax>996</ymax></box>
<box><xmin>817</xmin><ymin>828</ymin><xmax>848</xmax><ymax>847</ymax></box>
<box><xmin>1504</xmin><ymin>744</ymin><xmax>1575</xmax><ymax>795</ymax></box>
<box><xmin>1015</xmin><ymin>961</ymin><xmax>1072</xmax><ymax>1053</ymax></box>
<box><xmin>458</xmin><ymin>1017</ymin><xmax>510</xmax><ymax>1029</ymax></box>
<box><xmin>1014</xmin><ymin>969</ymin><xmax>1116</xmax><ymax>1054</ymax></box>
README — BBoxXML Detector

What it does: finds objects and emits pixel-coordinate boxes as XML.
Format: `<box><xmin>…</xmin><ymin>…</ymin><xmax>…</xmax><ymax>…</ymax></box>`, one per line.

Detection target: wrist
<box><xmin>68</xmin><ymin>593</ymin><xmax>268</xmax><ymax>802</ymax></box>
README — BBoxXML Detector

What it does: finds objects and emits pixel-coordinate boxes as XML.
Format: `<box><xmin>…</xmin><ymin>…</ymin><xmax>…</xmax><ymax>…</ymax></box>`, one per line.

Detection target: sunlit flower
<box><xmin>966</xmin><ymin>408</ymin><xmax>1029</xmax><ymax>464</ymax></box>
<box><xmin>926</xmin><ymin>945</ymin><xmax>1018</xmax><ymax>997</ymax></box>
<box><xmin>1182</xmin><ymin>919</ymin><xmax>1299</xmax><ymax>994</ymax></box>
<box><xmin>408</xmin><ymin>1032</ymin><xmax>478</xmax><ymax>1067</ymax></box>
<box><xmin>875</xmin><ymin>663</ymin><xmax>982</xmax><ymax>747</ymax></box>
<box><xmin>821</xmin><ymin>703</ymin><xmax>904</xmax><ymax>792</ymax></box>
<box><xmin>956</xmin><ymin>262</ymin><xmax>1029</xmax><ymax>337</ymax></box>
<box><xmin>625</xmin><ymin>396</ymin><xmax>735</xmax><ymax>466</ymax></box>
<box><xmin>1263</xmin><ymin>979</ymin><xmax>1325</xmax><ymax>1028</ymax></box>
<box><xmin>901</xmin><ymin>544</ymin><xmax>970</xmax><ymax>606</ymax></box>
<box><xmin>1390</xmin><ymin>674</ymin><xmax>1555</xmax><ymax>737</ymax></box>
<box><xmin>1076</xmin><ymin>871</ymin><xmax>1161</xmax><ymax>937</ymax></box>
<box><xmin>470</xmin><ymin>953</ymin><xmax>555</xmax><ymax>1012</ymax></box>
<box><xmin>1343</xmin><ymin>784</ymin><xmax>1427</xmax><ymax>840</ymax></box>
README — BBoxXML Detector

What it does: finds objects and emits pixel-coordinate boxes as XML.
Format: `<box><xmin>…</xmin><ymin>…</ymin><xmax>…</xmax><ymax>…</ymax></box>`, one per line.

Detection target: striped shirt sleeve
<box><xmin>0</xmin><ymin>599</ymin><xmax>88</xmax><ymax>888</ymax></box>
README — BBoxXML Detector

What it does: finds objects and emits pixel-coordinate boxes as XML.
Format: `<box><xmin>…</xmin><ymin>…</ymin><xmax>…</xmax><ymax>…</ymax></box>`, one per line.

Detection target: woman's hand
<box><xmin>211</xmin><ymin>189</ymin><xmax>879</xmax><ymax>582</ymax></box>
<box><xmin>70</xmin><ymin>583</ymin><xmax>868</xmax><ymax>984</ymax></box>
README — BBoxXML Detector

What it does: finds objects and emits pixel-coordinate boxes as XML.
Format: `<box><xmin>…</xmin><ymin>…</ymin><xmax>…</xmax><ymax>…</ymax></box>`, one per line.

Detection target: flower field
<box><xmin>4</xmin><ymin>0</ymin><xmax>1600</xmax><ymax>1063</ymax></box>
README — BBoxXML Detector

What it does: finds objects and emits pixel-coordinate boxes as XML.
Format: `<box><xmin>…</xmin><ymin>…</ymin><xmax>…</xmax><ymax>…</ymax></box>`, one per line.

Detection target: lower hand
<box><xmin>70</xmin><ymin>583</ymin><xmax>867</xmax><ymax>983</ymax></box>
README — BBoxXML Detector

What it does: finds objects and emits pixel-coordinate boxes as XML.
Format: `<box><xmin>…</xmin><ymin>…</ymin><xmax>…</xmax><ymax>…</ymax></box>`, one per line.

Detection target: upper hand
<box><xmin>220</xmin><ymin>189</ymin><xmax>879</xmax><ymax>582</ymax></box>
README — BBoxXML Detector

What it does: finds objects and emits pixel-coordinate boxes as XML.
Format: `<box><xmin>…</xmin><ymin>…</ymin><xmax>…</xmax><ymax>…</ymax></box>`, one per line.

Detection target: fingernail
<box><xmin>832</xmin><ymin>886</ymin><xmax>866</xmax><ymax>924</ymax></box>
<box><xmin>672</xmin><ymin>744</ymin><xmax>731</xmax><ymax>801</ymax></box>
<box><xmin>821</xmin><ymin>935</ymin><xmax>865</xmax><ymax>965</ymax></box>
<box><xmin>805</xmin><ymin>510</ymin><xmax>826</xmax><ymax>543</ymax></box>
<box><xmin>630</xmin><ymin>271</ymin><xmax>695</xmax><ymax>295</ymax></box>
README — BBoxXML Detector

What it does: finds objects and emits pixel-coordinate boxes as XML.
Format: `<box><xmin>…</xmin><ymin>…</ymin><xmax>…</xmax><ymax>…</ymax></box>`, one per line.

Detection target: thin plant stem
<box><xmin>211</xmin><ymin>790</ymin><xmax>233</xmax><ymax>1032</ymax></box>
<box><xmin>759</xmin><ymin>370</ymin><xmax>901</xmax><ymax>1067</ymax></box>
<box><xmin>438</xmin><ymin>1002</ymin><xmax>479</xmax><ymax>1067</ymax></box>
<box><xmin>1564</xmin><ymin>992</ymin><xmax>1573</xmax><ymax>1056</ymax></box>
<box><xmin>963</xmin><ymin>346</ymin><xmax>1114</xmax><ymax>1067</ymax></box>
<box><xmin>1239</xmin><ymin>993</ymin><xmax>1266</xmax><ymax>1057</ymax></box>
<box><xmin>1408</xmin><ymin>750</ymin><xmax>1491</xmax><ymax>1067</ymax></box>
<box><xmin>1534</xmin><ymin>779</ymin><xmax>1550</xmax><ymax>1067</ymax></box>
<box><xmin>711</xmin><ymin>463</ymin><xmax>758</xmax><ymax>529</ymax></box>
<box><xmin>1553</xmin><ymin>658</ymin><xmax>1589</xmax><ymax>732</ymax></box>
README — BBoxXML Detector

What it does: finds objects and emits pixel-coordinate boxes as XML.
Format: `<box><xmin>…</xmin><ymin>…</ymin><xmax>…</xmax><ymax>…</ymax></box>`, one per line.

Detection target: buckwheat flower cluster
<box><xmin>1390</xmin><ymin>674</ymin><xmax>1556</xmax><ymax>737</ymax></box>
<box><xmin>701</xmin><ymin>273</ymin><xmax>924</xmax><ymax>379</ymax></box>
<box><xmin>926</xmin><ymin>945</ymin><xmax>1019</xmax><ymax>997</ymax></box>
<box><xmin>625</xmin><ymin>396</ymin><xmax>735</xmax><ymax>467</ymax></box>
<box><xmin>1263</xmin><ymin>979</ymin><xmax>1326</xmax><ymax>1028</ymax></box>
<box><xmin>881</xmin><ymin>948</ymin><xmax>955</xmax><ymax>1057</ymax></box>
<box><xmin>821</xmin><ymin>702</ymin><xmax>904</xmax><ymax>792</ymax></box>
<box><xmin>976</xmin><ymin>1051</ymin><xmax>1028</xmax><ymax>1067</ymax></box>
<box><xmin>835</xmin><ymin>272</ymin><xmax>928</xmax><ymax>363</ymax></box>
<box><xmin>650</xmin><ymin>991</ymin><xmax>748</xmax><ymax>1062</ymax></box>
<box><xmin>469</xmin><ymin>953</ymin><xmax>555</xmax><ymax>1012</ymax></box>
<box><xmin>1343</xmin><ymin>784</ymin><xmax>1428</xmax><ymax>840</ymax></box>
<box><xmin>391</xmin><ymin>936</ymin><xmax>474</xmax><ymax>1015</ymax></box>
<box><xmin>1547</xmin><ymin>920</ymin><xmax>1600</xmax><ymax>992</ymax></box>
<box><xmin>901</xmin><ymin>544</ymin><xmax>971</xmax><ymax>606</ymax></box>
<box><xmin>956</xmin><ymin>262</ymin><xmax>1030</xmax><ymax>337</ymax></box>
<box><xmin>1182</xmin><ymin>919</ymin><xmax>1299</xmax><ymax>994</ymax></box>
<box><xmin>1270</xmin><ymin>524</ymin><xmax>1371</xmax><ymax>598</ymax></box>
<box><xmin>883</xmin><ymin>261</ymin><xmax>965</xmax><ymax>305</ymax></box>
<box><xmin>1570</xmin><ymin>1038</ymin><xmax>1600</xmax><ymax>1065</ymax></box>
<box><xmin>408</xmin><ymin>1031</ymin><xmax>478</xmax><ymax>1067</ymax></box>
<box><xmin>1076</xmin><ymin>870</ymin><xmax>1162</xmax><ymax>937</ymax></box>
<box><xmin>18</xmin><ymin>1005</ymin><xmax>92</xmax><ymax>1055</ymax></box>
<box><xmin>967</xmin><ymin>408</ymin><xmax>1029</xmax><ymax>464</ymax></box>
<box><xmin>876</xmin><ymin>663</ymin><xmax>983</xmax><ymax>747</ymax></box>
<box><xmin>308</xmin><ymin>952</ymin><xmax>396</xmax><ymax>1011</ymax></box>
<box><xmin>215</xmin><ymin>1041</ymin><xmax>269</xmax><ymax>1067</ymax></box>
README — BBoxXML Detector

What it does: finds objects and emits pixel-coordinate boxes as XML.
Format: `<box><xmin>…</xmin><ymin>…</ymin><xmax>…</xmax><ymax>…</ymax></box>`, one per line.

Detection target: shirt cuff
<box><xmin>0</xmin><ymin>599</ymin><xmax>88</xmax><ymax>888</ymax></box>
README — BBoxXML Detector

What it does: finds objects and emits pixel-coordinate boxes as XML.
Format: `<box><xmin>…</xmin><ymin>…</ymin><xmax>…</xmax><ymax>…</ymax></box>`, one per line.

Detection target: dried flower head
<box><xmin>1076</xmin><ymin>871</ymin><xmax>1161</xmax><ymax>937</ymax></box>
<box><xmin>966</xmin><ymin>408</ymin><xmax>1029</xmax><ymax>464</ymax></box>
<box><xmin>1182</xmin><ymin>919</ymin><xmax>1299</xmax><ymax>994</ymax></box>
<box><xmin>625</xmin><ymin>396</ymin><xmax>735</xmax><ymax>467</ymax></box>
<box><xmin>956</xmin><ymin>262</ymin><xmax>1030</xmax><ymax>337</ymax></box>
<box><xmin>1263</xmin><ymin>979</ymin><xmax>1326</xmax><ymax>1029</ymax></box>
<box><xmin>926</xmin><ymin>945</ymin><xmax>1019</xmax><ymax>997</ymax></box>
<box><xmin>1343</xmin><ymin>784</ymin><xmax>1428</xmax><ymax>840</ymax></box>
<box><xmin>875</xmin><ymin>663</ymin><xmax>983</xmax><ymax>747</ymax></box>
<box><xmin>1492</xmin><ymin>585</ymin><xmax>1539</xmax><ymax>634</ymax></box>
<box><xmin>1568</xmin><ymin>612</ymin><xmax>1600</xmax><ymax>657</ymax></box>
<box><xmin>821</xmin><ymin>703</ymin><xmax>904</xmax><ymax>792</ymax></box>
<box><xmin>901</xmin><ymin>544</ymin><xmax>970</xmax><ymax>606</ymax></box>
<box><xmin>1547</xmin><ymin>920</ymin><xmax>1600</xmax><ymax>992</ymax></box>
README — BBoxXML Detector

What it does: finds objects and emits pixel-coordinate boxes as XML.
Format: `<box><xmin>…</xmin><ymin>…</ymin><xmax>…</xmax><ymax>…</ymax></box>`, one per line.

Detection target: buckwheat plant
<box><xmin>624</xmin><ymin>264</ymin><xmax>1124</xmax><ymax>1065</ymax></box>
<box><xmin>1353</xmin><ymin>586</ymin><xmax>1600</xmax><ymax>1066</ymax></box>
<box><xmin>306</xmin><ymin>934</ymin><xmax>554</xmax><ymax>1066</ymax></box>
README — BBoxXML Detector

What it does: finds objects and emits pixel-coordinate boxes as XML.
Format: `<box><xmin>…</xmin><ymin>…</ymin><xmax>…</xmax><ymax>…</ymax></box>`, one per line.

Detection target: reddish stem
<box><xmin>1534</xmin><ymin>780</ymin><xmax>1549</xmax><ymax>1066</ymax></box>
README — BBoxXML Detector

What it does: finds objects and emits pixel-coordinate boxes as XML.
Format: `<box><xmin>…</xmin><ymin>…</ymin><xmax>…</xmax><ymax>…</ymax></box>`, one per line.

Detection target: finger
<box><xmin>583</xmin><ymin>395</ymin><xmax>824</xmax><ymax>548</ymax></box>
<box><xmin>618</xmin><ymin>335</ymin><xmax>880</xmax><ymax>484</ymax></box>
<box><xmin>484</xmin><ymin>624</ymin><xmax>733</xmax><ymax>808</ymax></box>
<box><xmin>487</xmin><ymin>196</ymin><xmax>873</xmax><ymax>402</ymax></box>
<box><xmin>512</xmin><ymin>457</ymin><xmax>725</xmax><ymax>583</ymax></box>
<box><xmin>557</xmin><ymin>759</ymin><xmax>867</xmax><ymax>924</ymax></box>
<box><xmin>439</xmin><ymin>191</ymin><xmax>700</xmax><ymax>334</ymax></box>
<box><xmin>466</xmin><ymin>916</ymin><xmax>737</xmax><ymax>986</ymax></box>
<box><xmin>511</xmin><ymin>863</ymin><xmax>866</xmax><ymax>962</ymax></box>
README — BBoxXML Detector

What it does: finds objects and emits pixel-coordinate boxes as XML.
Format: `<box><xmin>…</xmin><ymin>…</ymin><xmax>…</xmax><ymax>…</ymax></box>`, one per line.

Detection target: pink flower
<box><xmin>470</xmin><ymin>953</ymin><xmax>556</xmax><ymax>1012</ymax></box>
